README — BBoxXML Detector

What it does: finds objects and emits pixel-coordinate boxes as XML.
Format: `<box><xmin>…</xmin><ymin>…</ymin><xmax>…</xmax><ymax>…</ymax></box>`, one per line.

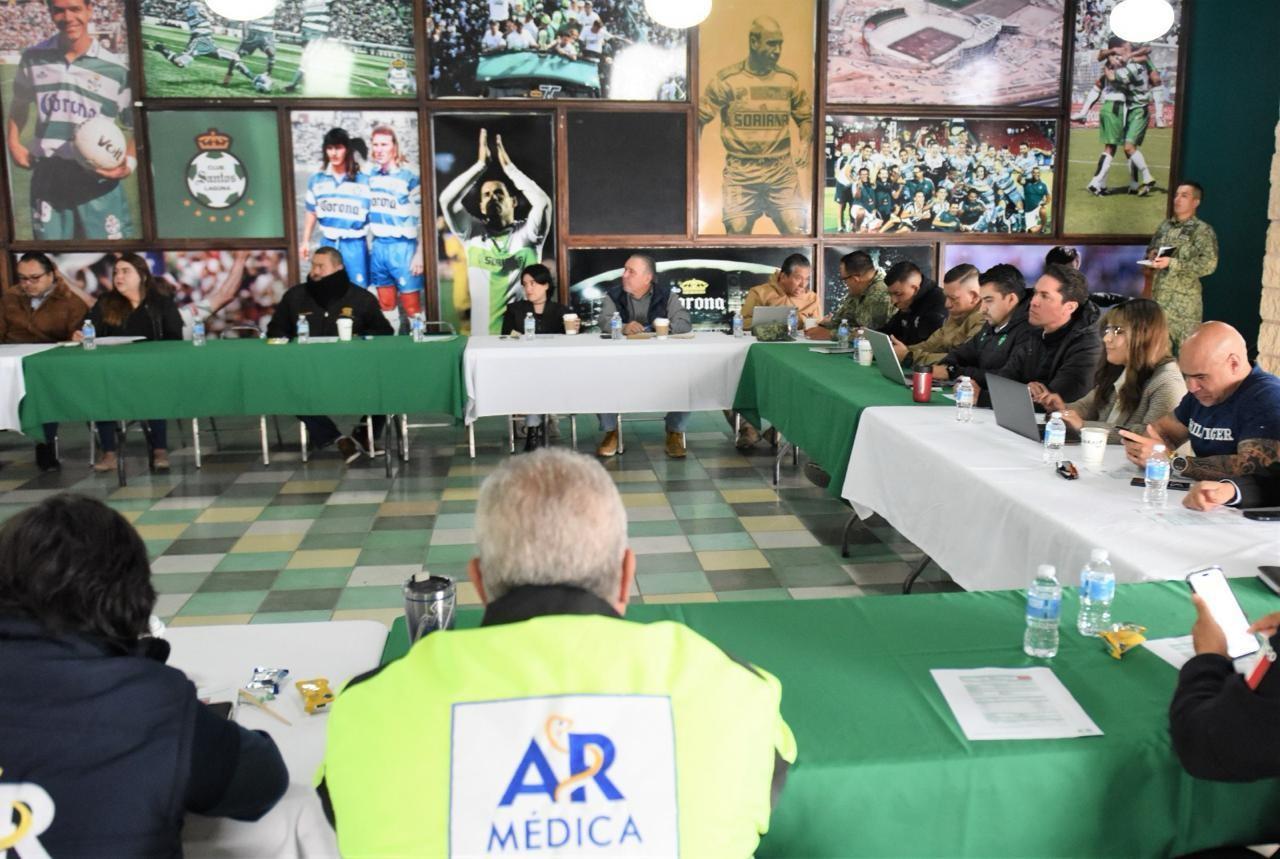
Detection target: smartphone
<box><xmin>1243</xmin><ymin>507</ymin><xmax>1280</xmax><ymax>522</ymax></box>
<box><xmin>1186</xmin><ymin>566</ymin><xmax>1260</xmax><ymax>659</ymax></box>
<box><xmin>1259</xmin><ymin>566</ymin><xmax>1280</xmax><ymax>596</ymax></box>
<box><xmin>206</xmin><ymin>701</ymin><xmax>234</xmax><ymax>720</ymax></box>
<box><xmin>1129</xmin><ymin>477</ymin><xmax>1191</xmax><ymax>491</ymax></box>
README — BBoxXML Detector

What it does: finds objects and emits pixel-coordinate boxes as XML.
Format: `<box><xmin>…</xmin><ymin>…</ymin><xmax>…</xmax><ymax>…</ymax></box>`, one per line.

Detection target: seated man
<box><xmin>879</xmin><ymin>261</ymin><xmax>947</xmax><ymax>347</ymax></box>
<box><xmin>989</xmin><ymin>263</ymin><xmax>1102</xmax><ymax>406</ymax></box>
<box><xmin>1122</xmin><ymin>322</ymin><xmax>1280</xmax><ymax>480</ymax></box>
<box><xmin>891</xmin><ymin>263</ymin><xmax>984</xmax><ymax>367</ymax></box>
<box><xmin>595</xmin><ymin>253</ymin><xmax>692</xmax><ymax>459</ymax></box>
<box><xmin>0</xmin><ymin>494</ymin><xmax>288</xmax><ymax>855</ymax></box>
<box><xmin>806</xmin><ymin>250</ymin><xmax>893</xmax><ymax>340</ymax></box>
<box><xmin>933</xmin><ymin>264</ymin><xmax>1031</xmax><ymax>388</ymax></box>
<box><xmin>1184</xmin><ymin>461</ymin><xmax>1280</xmax><ymax>511</ymax></box>
<box><xmin>266</xmin><ymin>247</ymin><xmax>393</xmax><ymax>463</ymax></box>
<box><xmin>740</xmin><ymin>253</ymin><xmax>820</xmax><ymax>330</ymax></box>
<box><xmin>318</xmin><ymin>450</ymin><xmax>795</xmax><ymax>857</ymax></box>
<box><xmin>735</xmin><ymin>254</ymin><xmax>817</xmax><ymax>449</ymax></box>
<box><xmin>0</xmin><ymin>253</ymin><xmax>87</xmax><ymax>471</ymax></box>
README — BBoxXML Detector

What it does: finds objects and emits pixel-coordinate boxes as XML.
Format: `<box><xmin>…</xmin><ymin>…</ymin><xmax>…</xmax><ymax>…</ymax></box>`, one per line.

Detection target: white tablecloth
<box><xmin>167</xmin><ymin>620</ymin><xmax>389</xmax><ymax>858</ymax></box>
<box><xmin>842</xmin><ymin>406</ymin><xmax>1280</xmax><ymax>591</ymax></box>
<box><xmin>0</xmin><ymin>344</ymin><xmax>59</xmax><ymax>432</ymax></box>
<box><xmin>463</xmin><ymin>333</ymin><xmax>755</xmax><ymax>423</ymax></box>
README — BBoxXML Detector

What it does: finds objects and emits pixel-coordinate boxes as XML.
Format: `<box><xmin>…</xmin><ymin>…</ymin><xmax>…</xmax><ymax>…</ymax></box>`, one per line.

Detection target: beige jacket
<box><xmin>1068</xmin><ymin>360</ymin><xmax>1188</xmax><ymax>443</ymax></box>
<box><xmin>741</xmin><ymin>273</ymin><xmax>821</xmax><ymax>330</ymax></box>
<box><xmin>904</xmin><ymin>305</ymin><xmax>985</xmax><ymax>367</ymax></box>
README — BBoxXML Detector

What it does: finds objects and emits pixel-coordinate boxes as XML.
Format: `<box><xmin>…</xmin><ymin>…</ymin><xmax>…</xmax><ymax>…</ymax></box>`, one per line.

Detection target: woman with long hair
<box><xmin>1040</xmin><ymin>298</ymin><xmax>1187</xmax><ymax>442</ymax></box>
<box><xmin>299</xmin><ymin>127</ymin><xmax>370</xmax><ymax>287</ymax></box>
<box><xmin>78</xmin><ymin>254</ymin><xmax>183</xmax><ymax>471</ymax></box>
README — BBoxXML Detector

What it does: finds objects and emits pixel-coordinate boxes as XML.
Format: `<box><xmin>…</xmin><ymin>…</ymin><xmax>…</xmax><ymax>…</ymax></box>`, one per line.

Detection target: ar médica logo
<box><xmin>487</xmin><ymin>715</ymin><xmax>641</xmax><ymax>852</ymax></box>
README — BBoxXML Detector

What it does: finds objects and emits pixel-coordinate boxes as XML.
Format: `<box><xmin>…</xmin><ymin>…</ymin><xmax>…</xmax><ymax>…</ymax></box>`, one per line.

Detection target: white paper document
<box><xmin>1144</xmin><ymin>635</ymin><xmax>1198</xmax><ymax>670</ymax></box>
<box><xmin>1138</xmin><ymin>508</ymin><xmax>1251</xmax><ymax>527</ymax></box>
<box><xmin>931</xmin><ymin>667</ymin><xmax>1104</xmax><ymax>740</ymax></box>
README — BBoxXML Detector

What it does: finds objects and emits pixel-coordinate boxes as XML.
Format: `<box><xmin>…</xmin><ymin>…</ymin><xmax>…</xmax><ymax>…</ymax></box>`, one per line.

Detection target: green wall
<box><xmin>1181</xmin><ymin>0</ymin><xmax>1280</xmax><ymax>352</ymax></box>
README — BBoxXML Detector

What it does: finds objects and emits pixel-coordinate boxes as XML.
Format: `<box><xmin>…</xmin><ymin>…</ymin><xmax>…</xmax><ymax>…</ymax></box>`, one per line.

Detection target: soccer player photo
<box><xmin>1064</xmin><ymin>0</ymin><xmax>1183</xmax><ymax>235</ymax></box>
<box><xmin>139</xmin><ymin>0</ymin><xmax>416</xmax><ymax>98</ymax></box>
<box><xmin>696</xmin><ymin>1</ymin><xmax>815</xmax><ymax>236</ymax></box>
<box><xmin>434</xmin><ymin>112</ymin><xmax>555</xmax><ymax>336</ymax></box>
<box><xmin>0</xmin><ymin>0</ymin><xmax>141</xmax><ymax>240</ymax></box>
<box><xmin>426</xmin><ymin>0</ymin><xmax>687</xmax><ymax>100</ymax></box>
<box><xmin>826</xmin><ymin>0</ymin><xmax>1065</xmax><ymax>107</ymax></box>
<box><xmin>290</xmin><ymin>110</ymin><xmax>421</xmax><ymax>331</ymax></box>
<box><xmin>823</xmin><ymin>115</ymin><xmax>1058</xmax><ymax>236</ymax></box>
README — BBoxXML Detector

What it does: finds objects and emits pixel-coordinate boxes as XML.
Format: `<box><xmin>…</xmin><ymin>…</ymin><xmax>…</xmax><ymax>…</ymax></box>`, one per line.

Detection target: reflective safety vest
<box><xmin>319</xmin><ymin>613</ymin><xmax>796</xmax><ymax>857</ymax></box>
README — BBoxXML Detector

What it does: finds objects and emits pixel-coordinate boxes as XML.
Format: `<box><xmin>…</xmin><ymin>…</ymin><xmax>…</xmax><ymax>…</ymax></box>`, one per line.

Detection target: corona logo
<box><xmin>677</xmin><ymin>278</ymin><xmax>709</xmax><ymax>296</ymax></box>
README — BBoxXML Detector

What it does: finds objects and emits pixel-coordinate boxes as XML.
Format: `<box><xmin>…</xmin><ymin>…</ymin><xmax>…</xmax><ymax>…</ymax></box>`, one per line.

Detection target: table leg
<box><xmin>570</xmin><ymin>415</ymin><xmax>577</xmax><ymax>449</ymax></box>
<box><xmin>617</xmin><ymin>415</ymin><xmax>625</xmax><ymax>455</ymax></box>
<box><xmin>902</xmin><ymin>555</ymin><xmax>932</xmax><ymax>594</ymax></box>
<box><xmin>382</xmin><ymin>416</ymin><xmax>392</xmax><ymax>478</ymax></box>
<box><xmin>300</xmin><ymin>421</ymin><xmax>309</xmax><ymax>464</ymax></box>
<box><xmin>468</xmin><ymin>423</ymin><xmax>476</xmax><ymax>459</ymax></box>
<box><xmin>117</xmin><ymin>422</ymin><xmax>127</xmax><ymax>487</ymax></box>
<box><xmin>259</xmin><ymin>416</ymin><xmax>270</xmax><ymax>466</ymax></box>
<box><xmin>192</xmin><ymin>419</ymin><xmax>202</xmax><ymax>469</ymax></box>
<box><xmin>840</xmin><ymin>512</ymin><xmax>861</xmax><ymax>558</ymax></box>
<box><xmin>400</xmin><ymin>414</ymin><xmax>409</xmax><ymax>462</ymax></box>
<box><xmin>774</xmin><ymin>437</ymin><xmax>791</xmax><ymax>486</ymax></box>
<box><xmin>508</xmin><ymin>416</ymin><xmax>515</xmax><ymax>454</ymax></box>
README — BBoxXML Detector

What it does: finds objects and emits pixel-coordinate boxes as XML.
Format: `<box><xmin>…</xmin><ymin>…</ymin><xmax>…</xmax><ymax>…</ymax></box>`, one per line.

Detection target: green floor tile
<box><xmin>679</xmin><ymin>517</ymin><xmax>745</xmax><ymax>535</ymax></box>
<box><xmin>425</xmin><ymin>543</ymin><xmax>476</xmax><ymax>564</ymax></box>
<box><xmin>145</xmin><ymin>539</ymin><xmax>174</xmax><ymax>558</ymax></box>
<box><xmin>178</xmin><ymin>590</ymin><xmax>268</xmax><ymax>615</ymax></box>
<box><xmin>179</xmin><ymin>521</ymin><xmax>252</xmax><ymax>539</ymax></box>
<box><xmin>308</xmin><ymin>516</ymin><xmax>376</xmax><ymax>535</ymax></box>
<box><xmin>214</xmin><ymin>551</ymin><xmax>292</xmax><ymax>572</ymax></box>
<box><xmin>151</xmin><ymin>572</ymin><xmax>208</xmax><ymax>594</ymax></box>
<box><xmin>633</xmin><ymin>552</ymin><xmax>701</xmax><ymax>574</ymax></box>
<box><xmin>273</xmin><ymin>568</ymin><xmax>354</xmax><ymax>590</ymax></box>
<box><xmin>136</xmin><ymin>508</ymin><xmax>203</xmax><ymax>525</ymax></box>
<box><xmin>259</xmin><ymin>588</ymin><xmax>342</xmax><ymax>612</ymax></box>
<box><xmin>715</xmin><ymin>588</ymin><xmax>790</xmax><ymax>602</ymax></box>
<box><xmin>628</xmin><ymin>520</ymin><xmax>685</xmax><ymax>538</ymax></box>
<box><xmin>336</xmin><ymin>585</ymin><xmax>404</xmax><ymax>610</ymax></box>
<box><xmin>199</xmin><ymin>569</ymin><xmax>280</xmax><ymax>592</ymax></box>
<box><xmin>433</xmin><ymin>513</ymin><xmax>475</xmax><ymax>529</ymax></box>
<box><xmin>762</xmin><ymin>546</ymin><xmax>845</xmax><ymax>568</ymax></box>
<box><xmin>637</xmin><ymin>570</ymin><xmax>712</xmax><ymax>595</ymax></box>
<box><xmin>688</xmin><ymin>532</ymin><xmax>757</xmax><ymax>551</ymax></box>
<box><xmin>772</xmin><ymin>564</ymin><xmax>854</xmax><ymax>588</ymax></box>
<box><xmin>258</xmin><ymin>504</ymin><xmax>325</xmax><ymax>521</ymax></box>
<box><xmin>319</xmin><ymin>503</ymin><xmax>381</xmax><ymax>519</ymax></box>
<box><xmin>439</xmin><ymin>501</ymin><xmax>478</xmax><ymax>513</ymax></box>
<box><xmin>358</xmin><ymin>546</ymin><xmax>426</xmax><ymax>567</ymax></box>
<box><xmin>664</xmin><ymin>490</ymin><xmax>724</xmax><ymax>505</ymax></box>
<box><xmin>673</xmin><ymin>503</ymin><xmax>737</xmax><ymax>520</ymax></box>
<box><xmin>251</xmin><ymin>610</ymin><xmax>334</xmax><ymax>624</ymax></box>
<box><xmin>299</xmin><ymin>531</ymin><xmax>366</xmax><ymax>550</ymax></box>
<box><xmin>364</xmin><ymin>529</ymin><xmax>431</xmax><ymax>549</ymax></box>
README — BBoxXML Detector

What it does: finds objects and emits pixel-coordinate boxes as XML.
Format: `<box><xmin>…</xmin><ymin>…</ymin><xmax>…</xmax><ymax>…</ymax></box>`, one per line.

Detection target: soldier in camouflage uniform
<box><xmin>807</xmin><ymin>250</ymin><xmax>893</xmax><ymax>341</ymax></box>
<box><xmin>1148</xmin><ymin>182</ymin><xmax>1218</xmax><ymax>350</ymax></box>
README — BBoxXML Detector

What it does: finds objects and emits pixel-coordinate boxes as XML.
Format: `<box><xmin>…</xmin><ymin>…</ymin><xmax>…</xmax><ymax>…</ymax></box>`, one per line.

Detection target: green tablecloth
<box><xmin>380</xmin><ymin>580</ymin><xmax>1280</xmax><ymax>857</ymax></box>
<box><xmin>732</xmin><ymin>344</ymin><xmax>947</xmax><ymax>494</ymax></box>
<box><xmin>18</xmin><ymin>337</ymin><xmax>467</xmax><ymax>434</ymax></box>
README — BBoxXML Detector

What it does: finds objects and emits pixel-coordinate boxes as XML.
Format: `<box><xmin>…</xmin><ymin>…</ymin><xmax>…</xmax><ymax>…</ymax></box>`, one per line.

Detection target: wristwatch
<box><xmin>1170</xmin><ymin>455</ymin><xmax>1189</xmax><ymax>476</ymax></box>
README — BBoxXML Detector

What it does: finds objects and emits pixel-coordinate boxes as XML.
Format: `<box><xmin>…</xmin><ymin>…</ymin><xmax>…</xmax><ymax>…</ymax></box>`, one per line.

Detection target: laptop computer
<box><xmin>750</xmin><ymin>306</ymin><xmax>792</xmax><ymax>327</ymax></box>
<box><xmin>986</xmin><ymin>374</ymin><xmax>1046</xmax><ymax>443</ymax></box>
<box><xmin>861</xmin><ymin>328</ymin><xmax>952</xmax><ymax>389</ymax></box>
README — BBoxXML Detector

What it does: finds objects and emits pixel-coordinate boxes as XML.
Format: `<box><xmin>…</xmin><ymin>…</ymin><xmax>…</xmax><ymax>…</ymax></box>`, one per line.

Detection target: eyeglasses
<box><xmin>1102</xmin><ymin>326</ymin><xmax>1125</xmax><ymax>337</ymax></box>
<box><xmin>16</xmin><ymin>274</ymin><xmax>48</xmax><ymax>284</ymax></box>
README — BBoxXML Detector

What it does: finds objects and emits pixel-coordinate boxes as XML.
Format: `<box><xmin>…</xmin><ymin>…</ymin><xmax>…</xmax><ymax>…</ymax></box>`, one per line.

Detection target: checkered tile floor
<box><xmin>0</xmin><ymin>413</ymin><xmax>959</xmax><ymax>627</ymax></box>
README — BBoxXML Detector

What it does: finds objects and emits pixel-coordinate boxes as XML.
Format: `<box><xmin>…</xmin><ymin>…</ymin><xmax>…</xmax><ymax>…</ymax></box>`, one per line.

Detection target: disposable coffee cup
<box><xmin>1080</xmin><ymin>427</ymin><xmax>1108</xmax><ymax>466</ymax></box>
<box><xmin>336</xmin><ymin>317</ymin><xmax>353</xmax><ymax>341</ymax></box>
<box><xmin>563</xmin><ymin>314</ymin><xmax>580</xmax><ymax>335</ymax></box>
<box><xmin>803</xmin><ymin>316</ymin><xmax>818</xmax><ymax>330</ymax></box>
<box><xmin>654</xmin><ymin>317</ymin><xmax>670</xmax><ymax>338</ymax></box>
<box><xmin>403</xmin><ymin>573</ymin><xmax>456</xmax><ymax>643</ymax></box>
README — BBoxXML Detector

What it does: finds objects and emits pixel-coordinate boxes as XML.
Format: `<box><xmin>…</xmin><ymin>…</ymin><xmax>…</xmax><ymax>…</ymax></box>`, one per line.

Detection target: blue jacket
<box><xmin>603</xmin><ymin>282</ymin><xmax>673</xmax><ymax>329</ymax></box>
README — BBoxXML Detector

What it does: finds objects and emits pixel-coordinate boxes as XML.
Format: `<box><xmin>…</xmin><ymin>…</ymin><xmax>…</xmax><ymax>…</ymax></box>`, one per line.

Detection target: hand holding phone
<box><xmin>1187</xmin><ymin>567</ymin><xmax>1260</xmax><ymax>659</ymax></box>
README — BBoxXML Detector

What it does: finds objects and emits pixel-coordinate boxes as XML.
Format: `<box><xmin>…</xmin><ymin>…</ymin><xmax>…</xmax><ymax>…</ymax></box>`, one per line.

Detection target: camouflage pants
<box><xmin>1153</xmin><ymin>282</ymin><xmax>1201</xmax><ymax>352</ymax></box>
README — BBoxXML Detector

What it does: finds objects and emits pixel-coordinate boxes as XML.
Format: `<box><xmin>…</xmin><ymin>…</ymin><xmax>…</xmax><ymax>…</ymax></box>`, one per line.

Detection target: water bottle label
<box><xmin>1046</xmin><ymin>428</ymin><xmax>1066</xmax><ymax>446</ymax></box>
<box><xmin>1026</xmin><ymin>594</ymin><xmax>1061</xmax><ymax>621</ymax></box>
<box><xmin>1085</xmin><ymin>577</ymin><xmax>1115</xmax><ymax>601</ymax></box>
<box><xmin>956</xmin><ymin>389</ymin><xmax>973</xmax><ymax>406</ymax></box>
<box><xmin>1145</xmin><ymin>460</ymin><xmax>1169</xmax><ymax>481</ymax></box>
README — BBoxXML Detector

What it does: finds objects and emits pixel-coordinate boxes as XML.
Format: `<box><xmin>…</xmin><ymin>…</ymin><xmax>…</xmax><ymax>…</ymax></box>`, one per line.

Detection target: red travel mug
<box><xmin>912</xmin><ymin>367</ymin><xmax>932</xmax><ymax>403</ymax></box>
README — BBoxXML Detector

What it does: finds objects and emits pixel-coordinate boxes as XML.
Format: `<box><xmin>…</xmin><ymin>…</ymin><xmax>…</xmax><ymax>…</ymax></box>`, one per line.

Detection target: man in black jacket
<box><xmin>266</xmin><ymin>247</ymin><xmax>394</xmax><ymax>462</ymax></box>
<box><xmin>985</xmin><ymin>263</ymin><xmax>1102</xmax><ymax>406</ymax></box>
<box><xmin>933</xmin><ymin>264</ymin><xmax>1032</xmax><ymax>388</ymax></box>
<box><xmin>880</xmin><ymin>260</ymin><xmax>947</xmax><ymax>347</ymax></box>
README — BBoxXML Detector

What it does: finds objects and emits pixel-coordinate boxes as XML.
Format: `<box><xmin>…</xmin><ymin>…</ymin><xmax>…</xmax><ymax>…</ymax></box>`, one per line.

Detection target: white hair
<box><xmin>474</xmin><ymin>449</ymin><xmax>628</xmax><ymax>604</ymax></box>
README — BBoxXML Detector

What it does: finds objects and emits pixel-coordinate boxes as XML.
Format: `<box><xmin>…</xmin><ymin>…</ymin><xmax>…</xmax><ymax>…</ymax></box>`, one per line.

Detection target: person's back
<box><xmin>320</xmin><ymin>451</ymin><xmax>794</xmax><ymax>857</ymax></box>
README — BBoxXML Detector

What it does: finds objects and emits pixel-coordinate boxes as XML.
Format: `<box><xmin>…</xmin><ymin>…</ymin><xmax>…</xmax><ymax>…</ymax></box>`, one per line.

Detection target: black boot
<box><xmin>523</xmin><ymin>424</ymin><xmax>540</xmax><ymax>452</ymax></box>
<box><xmin>35</xmin><ymin>442</ymin><xmax>59</xmax><ymax>472</ymax></box>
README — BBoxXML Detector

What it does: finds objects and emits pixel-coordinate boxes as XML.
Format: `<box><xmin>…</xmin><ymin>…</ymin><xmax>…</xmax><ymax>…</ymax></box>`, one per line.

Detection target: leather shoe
<box><xmin>336</xmin><ymin>436</ymin><xmax>360</xmax><ymax>464</ymax></box>
<box><xmin>93</xmin><ymin>451</ymin><xmax>117</xmax><ymax>473</ymax></box>
<box><xmin>803</xmin><ymin>460</ymin><xmax>831</xmax><ymax>489</ymax></box>
<box><xmin>34</xmin><ymin>442</ymin><xmax>59</xmax><ymax>472</ymax></box>
<box><xmin>665</xmin><ymin>431</ymin><xmax>686</xmax><ymax>459</ymax></box>
<box><xmin>151</xmin><ymin>448</ymin><xmax>170</xmax><ymax>471</ymax></box>
<box><xmin>735</xmin><ymin>423</ymin><xmax>760</xmax><ymax>450</ymax></box>
<box><xmin>596</xmin><ymin>430</ymin><xmax>619</xmax><ymax>457</ymax></box>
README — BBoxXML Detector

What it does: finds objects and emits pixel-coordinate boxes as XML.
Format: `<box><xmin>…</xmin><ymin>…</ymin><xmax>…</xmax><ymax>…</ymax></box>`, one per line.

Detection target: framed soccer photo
<box><xmin>433</xmin><ymin>112</ymin><xmax>555</xmax><ymax>336</ymax></box>
<box><xmin>826</xmin><ymin>0</ymin><xmax>1065</xmax><ymax>107</ymax></box>
<box><xmin>139</xmin><ymin>0</ymin><xmax>417</xmax><ymax>99</ymax></box>
<box><xmin>290</xmin><ymin>110</ymin><xmax>424</xmax><ymax>330</ymax></box>
<box><xmin>426</xmin><ymin>0</ymin><xmax>688</xmax><ymax>101</ymax></box>
<box><xmin>821</xmin><ymin>244</ymin><xmax>933</xmax><ymax>318</ymax></box>
<box><xmin>824</xmin><ymin>115</ymin><xmax>1058</xmax><ymax>236</ymax></box>
<box><xmin>1063</xmin><ymin>0</ymin><xmax>1183</xmax><ymax>235</ymax></box>
<box><xmin>942</xmin><ymin>242</ymin><xmax>1149</xmax><ymax>299</ymax></box>
<box><xmin>0</xmin><ymin>0</ymin><xmax>141</xmax><ymax>241</ymax></box>
<box><xmin>696</xmin><ymin>0</ymin><xmax>816</xmax><ymax>237</ymax></box>
<box><xmin>568</xmin><ymin>246</ymin><xmax>809</xmax><ymax>332</ymax></box>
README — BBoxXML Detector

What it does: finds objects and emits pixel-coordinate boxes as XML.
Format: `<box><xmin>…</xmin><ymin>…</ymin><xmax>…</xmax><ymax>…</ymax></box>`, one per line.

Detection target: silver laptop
<box><xmin>986</xmin><ymin>374</ymin><xmax>1045</xmax><ymax>443</ymax></box>
<box><xmin>862</xmin><ymin>328</ymin><xmax>911</xmax><ymax>386</ymax></box>
<box><xmin>750</xmin><ymin>306</ymin><xmax>792</xmax><ymax>327</ymax></box>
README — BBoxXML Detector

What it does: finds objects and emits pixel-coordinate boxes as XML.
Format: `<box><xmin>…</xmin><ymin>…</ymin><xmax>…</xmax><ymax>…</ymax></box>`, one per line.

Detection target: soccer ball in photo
<box><xmin>253</xmin><ymin>74</ymin><xmax>273</xmax><ymax>93</ymax></box>
<box><xmin>73</xmin><ymin>116</ymin><xmax>127</xmax><ymax>171</ymax></box>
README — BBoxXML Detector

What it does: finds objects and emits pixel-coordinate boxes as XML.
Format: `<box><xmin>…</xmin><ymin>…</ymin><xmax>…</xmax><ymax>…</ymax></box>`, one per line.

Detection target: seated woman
<box><xmin>0</xmin><ymin>494</ymin><xmax>288</xmax><ymax>855</ymax></box>
<box><xmin>501</xmin><ymin>264</ymin><xmax>569</xmax><ymax>452</ymax></box>
<box><xmin>76</xmin><ymin>253</ymin><xmax>184</xmax><ymax>471</ymax></box>
<box><xmin>1038</xmin><ymin>298</ymin><xmax>1186</xmax><ymax>442</ymax></box>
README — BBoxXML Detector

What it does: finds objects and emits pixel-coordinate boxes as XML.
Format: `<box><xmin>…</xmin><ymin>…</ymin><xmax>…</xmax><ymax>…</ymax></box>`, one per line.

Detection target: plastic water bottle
<box><xmin>610</xmin><ymin>312</ymin><xmax>622</xmax><ymax>341</ymax></box>
<box><xmin>1024</xmin><ymin>564</ymin><xmax>1061</xmax><ymax>659</ymax></box>
<box><xmin>410</xmin><ymin>314</ymin><xmax>425</xmax><ymax>343</ymax></box>
<box><xmin>523</xmin><ymin>312</ymin><xmax>536</xmax><ymax>341</ymax></box>
<box><xmin>732</xmin><ymin>309</ymin><xmax>744</xmax><ymax>338</ymax></box>
<box><xmin>81</xmin><ymin>319</ymin><xmax>96</xmax><ymax>351</ymax></box>
<box><xmin>786</xmin><ymin>307</ymin><xmax>798</xmax><ymax>337</ymax></box>
<box><xmin>1144</xmin><ymin>444</ymin><xmax>1170</xmax><ymax>506</ymax></box>
<box><xmin>297</xmin><ymin>313</ymin><xmax>310</xmax><ymax>345</ymax></box>
<box><xmin>1077</xmin><ymin>548</ymin><xmax>1115</xmax><ymax>636</ymax></box>
<box><xmin>192</xmin><ymin>318</ymin><xmax>206</xmax><ymax>347</ymax></box>
<box><xmin>1042</xmin><ymin>411</ymin><xmax>1066</xmax><ymax>464</ymax></box>
<box><xmin>955</xmin><ymin>376</ymin><xmax>975</xmax><ymax>422</ymax></box>
<box><xmin>837</xmin><ymin>318</ymin><xmax>850</xmax><ymax>349</ymax></box>
<box><xmin>856</xmin><ymin>328</ymin><xmax>873</xmax><ymax>366</ymax></box>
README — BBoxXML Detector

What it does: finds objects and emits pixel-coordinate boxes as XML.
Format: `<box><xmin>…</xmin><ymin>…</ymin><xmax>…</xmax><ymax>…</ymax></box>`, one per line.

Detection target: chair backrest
<box><xmin>221</xmin><ymin>324</ymin><xmax>264</xmax><ymax>340</ymax></box>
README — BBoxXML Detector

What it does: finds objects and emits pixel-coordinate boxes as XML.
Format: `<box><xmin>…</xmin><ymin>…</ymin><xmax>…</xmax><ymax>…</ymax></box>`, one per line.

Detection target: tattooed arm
<box><xmin>1181</xmin><ymin>438</ymin><xmax>1280</xmax><ymax>481</ymax></box>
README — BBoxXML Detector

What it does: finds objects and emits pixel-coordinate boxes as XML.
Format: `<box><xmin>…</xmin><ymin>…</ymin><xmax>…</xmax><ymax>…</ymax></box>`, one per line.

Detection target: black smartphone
<box><xmin>1243</xmin><ymin>508</ymin><xmax>1280</xmax><ymax>522</ymax></box>
<box><xmin>206</xmin><ymin>701</ymin><xmax>234</xmax><ymax>720</ymax></box>
<box><xmin>1258</xmin><ymin>566</ymin><xmax>1280</xmax><ymax>596</ymax></box>
<box><xmin>1186</xmin><ymin>566</ymin><xmax>1260</xmax><ymax>659</ymax></box>
<box><xmin>1128</xmin><ymin>477</ymin><xmax>1191</xmax><ymax>491</ymax></box>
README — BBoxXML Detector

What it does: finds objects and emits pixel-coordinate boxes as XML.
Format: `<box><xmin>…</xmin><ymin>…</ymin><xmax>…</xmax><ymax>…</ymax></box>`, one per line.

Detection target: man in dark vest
<box><xmin>595</xmin><ymin>253</ymin><xmax>692</xmax><ymax>459</ymax></box>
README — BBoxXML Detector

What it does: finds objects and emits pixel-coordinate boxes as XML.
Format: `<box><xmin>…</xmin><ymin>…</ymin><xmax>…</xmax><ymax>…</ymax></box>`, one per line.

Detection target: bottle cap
<box><xmin>1050</xmin><ymin>411</ymin><xmax>1062</xmax><ymax>419</ymax></box>
<box><xmin>1090</xmin><ymin>548</ymin><xmax>1109</xmax><ymax>563</ymax></box>
<box><xmin>1037</xmin><ymin>564</ymin><xmax>1056</xmax><ymax>578</ymax></box>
